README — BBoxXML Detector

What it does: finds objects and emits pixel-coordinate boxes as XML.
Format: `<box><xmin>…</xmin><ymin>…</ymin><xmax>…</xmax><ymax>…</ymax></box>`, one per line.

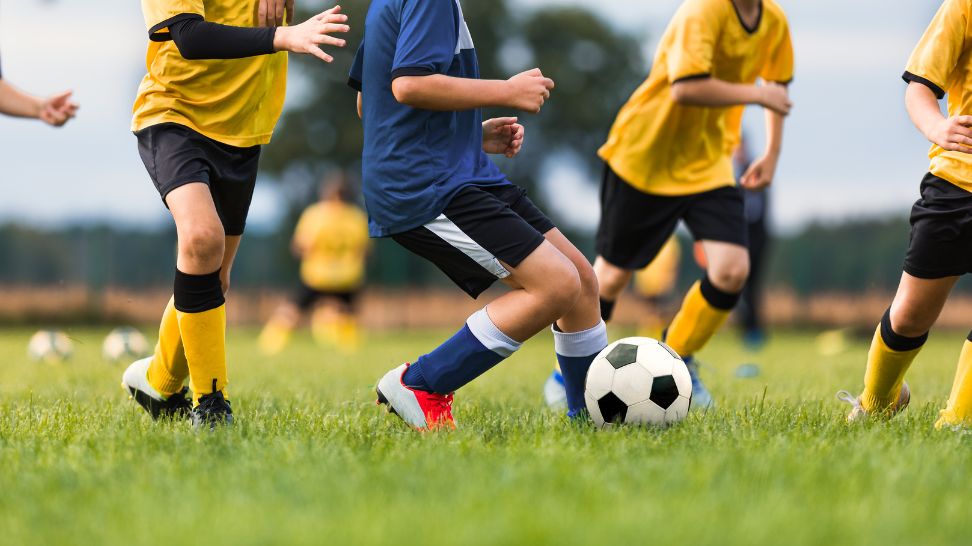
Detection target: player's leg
<box><xmin>939</xmin><ymin>330</ymin><xmax>972</xmax><ymax>428</ymax></box>
<box><xmin>544</xmin><ymin>229</ymin><xmax>608</xmax><ymax>417</ymax></box>
<box><xmin>594</xmin><ymin>258</ymin><xmax>634</xmax><ymax>322</ymax></box>
<box><xmin>855</xmin><ymin>273</ymin><xmax>955</xmax><ymax>414</ymax></box>
<box><xmin>333</xmin><ymin>292</ymin><xmax>361</xmax><ymax>352</ymax></box>
<box><xmin>260</xmin><ymin>283</ymin><xmax>316</xmax><ymax>355</ymax></box>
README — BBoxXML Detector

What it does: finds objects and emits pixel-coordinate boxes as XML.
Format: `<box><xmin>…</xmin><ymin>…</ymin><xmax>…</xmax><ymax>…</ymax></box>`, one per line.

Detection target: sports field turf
<box><xmin>2</xmin><ymin>326</ymin><xmax>971</xmax><ymax>545</ymax></box>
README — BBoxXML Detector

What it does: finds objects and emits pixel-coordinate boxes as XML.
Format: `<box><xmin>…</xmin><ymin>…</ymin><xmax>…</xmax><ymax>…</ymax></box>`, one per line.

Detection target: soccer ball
<box><xmin>585</xmin><ymin>337</ymin><xmax>692</xmax><ymax>428</ymax></box>
<box><xmin>27</xmin><ymin>330</ymin><xmax>74</xmax><ymax>363</ymax></box>
<box><xmin>102</xmin><ymin>326</ymin><xmax>150</xmax><ymax>363</ymax></box>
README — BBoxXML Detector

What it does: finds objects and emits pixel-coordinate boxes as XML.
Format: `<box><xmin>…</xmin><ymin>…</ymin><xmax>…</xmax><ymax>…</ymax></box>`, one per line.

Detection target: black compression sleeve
<box><xmin>169</xmin><ymin>17</ymin><xmax>277</xmax><ymax>60</ymax></box>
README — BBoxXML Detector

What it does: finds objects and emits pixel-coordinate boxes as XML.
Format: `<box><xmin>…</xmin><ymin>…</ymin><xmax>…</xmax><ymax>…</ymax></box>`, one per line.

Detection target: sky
<box><xmin>0</xmin><ymin>1</ymin><xmax>942</xmax><ymax>232</ymax></box>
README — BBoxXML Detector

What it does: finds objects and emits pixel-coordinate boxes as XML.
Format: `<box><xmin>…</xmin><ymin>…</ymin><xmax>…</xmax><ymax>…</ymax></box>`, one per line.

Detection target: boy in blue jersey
<box><xmin>350</xmin><ymin>0</ymin><xmax>606</xmax><ymax>430</ymax></box>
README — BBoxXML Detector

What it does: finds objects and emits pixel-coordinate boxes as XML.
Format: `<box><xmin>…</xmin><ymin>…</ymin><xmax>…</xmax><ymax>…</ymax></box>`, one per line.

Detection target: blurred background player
<box><xmin>839</xmin><ymin>0</ymin><xmax>972</xmax><ymax>429</ymax></box>
<box><xmin>0</xmin><ymin>55</ymin><xmax>78</xmax><ymax>126</ymax></box>
<box><xmin>736</xmin><ymin>133</ymin><xmax>771</xmax><ymax>350</ymax></box>
<box><xmin>119</xmin><ymin>0</ymin><xmax>350</xmax><ymax>429</ymax></box>
<box><xmin>259</xmin><ymin>173</ymin><xmax>369</xmax><ymax>355</ymax></box>
<box><xmin>592</xmin><ymin>0</ymin><xmax>793</xmax><ymax>410</ymax></box>
<box><xmin>354</xmin><ymin>0</ymin><xmax>606</xmax><ymax>431</ymax></box>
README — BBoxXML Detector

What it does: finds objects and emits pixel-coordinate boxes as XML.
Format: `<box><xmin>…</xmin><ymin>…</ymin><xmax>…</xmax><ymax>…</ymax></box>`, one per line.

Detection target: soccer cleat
<box><xmin>685</xmin><ymin>357</ymin><xmax>714</xmax><ymax>411</ymax></box>
<box><xmin>121</xmin><ymin>357</ymin><xmax>191</xmax><ymax>420</ymax></box>
<box><xmin>191</xmin><ymin>379</ymin><xmax>234</xmax><ymax>430</ymax></box>
<box><xmin>837</xmin><ymin>382</ymin><xmax>911</xmax><ymax>422</ymax></box>
<box><xmin>376</xmin><ymin>363</ymin><xmax>455</xmax><ymax>431</ymax></box>
<box><xmin>543</xmin><ymin>368</ymin><xmax>568</xmax><ymax>410</ymax></box>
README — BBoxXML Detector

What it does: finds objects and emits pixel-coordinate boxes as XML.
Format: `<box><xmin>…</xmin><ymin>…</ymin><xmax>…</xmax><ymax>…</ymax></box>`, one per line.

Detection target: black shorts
<box><xmin>596</xmin><ymin>163</ymin><xmax>747</xmax><ymax>269</ymax></box>
<box><xmin>294</xmin><ymin>282</ymin><xmax>359</xmax><ymax>312</ymax></box>
<box><xmin>904</xmin><ymin>173</ymin><xmax>972</xmax><ymax>279</ymax></box>
<box><xmin>135</xmin><ymin>123</ymin><xmax>260</xmax><ymax>236</ymax></box>
<box><xmin>392</xmin><ymin>184</ymin><xmax>556</xmax><ymax>298</ymax></box>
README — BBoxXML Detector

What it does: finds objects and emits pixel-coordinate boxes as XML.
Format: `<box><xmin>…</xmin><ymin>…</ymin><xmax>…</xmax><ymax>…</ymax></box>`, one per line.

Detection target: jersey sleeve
<box><xmin>666</xmin><ymin>1</ymin><xmax>722</xmax><ymax>83</ymax></box>
<box><xmin>391</xmin><ymin>0</ymin><xmax>458</xmax><ymax>78</ymax></box>
<box><xmin>141</xmin><ymin>0</ymin><xmax>206</xmax><ymax>42</ymax></box>
<box><xmin>904</xmin><ymin>0</ymin><xmax>969</xmax><ymax>99</ymax></box>
<box><xmin>761</xmin><ymin>17</ymin><xmax>794</xmax><ymax>84</ymax></box>
<box><xmin>349</xmin><ymin>42</ymin><xmax>364</xmax><ymax>91</ymax></box>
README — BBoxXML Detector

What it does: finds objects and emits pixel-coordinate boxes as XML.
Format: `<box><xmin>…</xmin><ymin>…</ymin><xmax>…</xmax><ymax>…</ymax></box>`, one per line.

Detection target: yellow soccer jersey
<box><xmin>294</xmin><ymin>202</ymin><xmax>370</xmax><ymax>292</ymax></box>
<box><xmin>131</xmin><ymin>0</ymin><xmax>288</xmax><ymax>147</ymax></box>
<box><xmin>598</xmin><ymin>0</ymin><xmax>793</xmax><ymax>196</ymax></box>
<box><xmin>904</xmin><ymin>0</ymin><xmax>972</xmax><ymax>192</ymax></box>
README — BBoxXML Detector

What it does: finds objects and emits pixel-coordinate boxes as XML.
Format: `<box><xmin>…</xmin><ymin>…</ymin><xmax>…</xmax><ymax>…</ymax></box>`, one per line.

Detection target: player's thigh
<box><xmin>165</xmin><ymin>182</ymin><xmax>224</xmax><ymax>240</ymax></box>
<box><xmin>889</xmin><ymin>273</ymin><xmax>959</xmax><ymax>335</ymax></box>
<box><xmin>595</xmin><ymin>164</ymin><xmax>684</xmax><ymax>270</ymax></box>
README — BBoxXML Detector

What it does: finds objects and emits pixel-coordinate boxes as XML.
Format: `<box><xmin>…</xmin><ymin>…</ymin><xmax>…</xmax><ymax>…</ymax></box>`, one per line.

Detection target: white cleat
<box><xmin>837</xmin><ymin>382</ymin><xmax>910</xmax><ymax>422</ymax></box>
<box><xmin>121</xmin><ymin>357</ymin><xmax>191</xmax><ymax>420</ymax></box>
<box><xmin>376</xmin><ymin>363</ymin><xmax>455</xmax><ymax>431</ymax></box>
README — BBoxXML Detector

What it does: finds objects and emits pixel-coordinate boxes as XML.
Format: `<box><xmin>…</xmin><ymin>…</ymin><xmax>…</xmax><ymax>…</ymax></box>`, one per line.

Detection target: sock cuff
<box><xmin>699</xmin><ymin>276</ymin><xmax>741</xmax><ymax>311</ymax></box>
<box><xmin>880</xmin><ymin>309</ymin><xmax>928</xmax><ymax>352</ymax></box>
<box><xmin>599</xmin><ymin>298</ymin><xmax>617</xmax><ymax>322</ymax></box>
<box><xmin>467</xmin><ymin>307</ymin><xmax>521</xmax><ymax>358</ymax></box>
<box><xmin>173</xmin><ymin>269</ymin><xmax>225</xmax><ymax>313</ymax></box>
<box><xmin>552</xmin><ymin>320</ymin><xmax>608</xmax><ymax>357</ymax></box>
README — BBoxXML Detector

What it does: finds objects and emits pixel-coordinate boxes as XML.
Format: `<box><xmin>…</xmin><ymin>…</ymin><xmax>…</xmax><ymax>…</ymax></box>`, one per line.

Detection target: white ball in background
<box><xmin>102</xmin><ymin>326</ymin><xmax>151</xmax><ymax>363</ymax></box>
<box><xmin>27</xmin><ymin>330</ymin><xmax>74</xmax><ymax>363</ymax></box>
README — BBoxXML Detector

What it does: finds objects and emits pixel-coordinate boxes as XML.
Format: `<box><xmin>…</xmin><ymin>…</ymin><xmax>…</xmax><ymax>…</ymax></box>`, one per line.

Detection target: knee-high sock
<box><xmin>403</xmin><ymin>307</ymin><xmax>521</xmax><ymax>394</ymax></box>
<box><xmin>258</xmin><ymin>314</ymin><xmax>294</xmax><ymax>356</ymax></box>
<box><xmin>147</xmin><ymin>296</ymin><xmax>189</xmax><ymax>397</ymax></box>
<box><xmin>861</xmin><ymin>309</ymin><xmax>926</xmax><ymax>412</ymax></box>
<box><xmin>173</xmin><ymin>269</ymin><xmax>228</xmax><ymax>405</ymax></box>
<box><xmin>553</xmin><ymin>320</ymin><xmax>608</xmax><ymax>417</ymax></box>
<box><xmin>936</xmin><ymin>333</ymin><xmax>972</xmax><ymax>427</ymax></box>
<box><xmin>664</xmin><ymin>277</ymin><xmax>740</xmax><ymax>358</ymax></box>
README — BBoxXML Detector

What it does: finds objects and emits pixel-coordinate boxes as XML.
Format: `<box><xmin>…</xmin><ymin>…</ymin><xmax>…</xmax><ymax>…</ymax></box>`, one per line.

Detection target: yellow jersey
<box><xmin>598</xmin><ymin>0</ymin><xmax>793</xmax><ymax>196</ymax></box>
<box><xmin>132</xmin><ymin>0</ymin><xmax>288</xmax><ymax>147</ymax></box>
<box><xmin>905</xmin><ymin>0</ymin><xmax>972</xmax><ymax>192</ymax></box>
<box><xmin>294</xmin><ymin>201</ymin><xmax>370</xmax><ymax>292</ymax></box>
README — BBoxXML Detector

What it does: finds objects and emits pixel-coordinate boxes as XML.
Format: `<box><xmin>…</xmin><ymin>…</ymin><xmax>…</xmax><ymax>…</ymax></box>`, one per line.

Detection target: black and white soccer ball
<box><xmin>585</xmin><ymin>337</ymin><xmax>692</xmax><ymax>428</ymax></box>
<box><xmin>102</xmin><ymin>326</ymin><xmax>150</xmax><ymax>363</ymax></box>
<box><xmin>27</xmin><ymin>330</ymin><xmax>74</xmax><ymax>363</ymax></box>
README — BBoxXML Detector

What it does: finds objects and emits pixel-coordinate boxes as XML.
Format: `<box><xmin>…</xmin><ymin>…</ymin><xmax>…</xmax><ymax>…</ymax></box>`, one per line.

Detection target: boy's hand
<box><xmin>927</xmin><ymin>115</ymin><xmax>972</xmax><ymax>153</ymax></box>
<box><xmin>482</xmin><ymin>117</ymin><xmax>524</xmax><ymax>158</ymax></box>
<box><xmin>505</xmin><ymin>68</ymin><xmax>555</xmax><ymax>113</ymax></box>
<box><xmin>39</xmin><ymin>90</ymin><xmax>79</xmax><ymax>127</ymax></box>
<box><xmin>258</xmin><ymin>0</ymin><xmax>295</xmax><ymax>26</ymax></box>
<box><xmin>740</xmin><ymin>154</ymin><xmax>778</xmax><ymax>191</ymax></box>
<box><xmin>273</xmin><ymin>5</ymin><xmax>349</xmax><ymax>62</ymax></box>
<box><xmin>758</xmin><ymin>83</ymin><xmax>792</xmax><ymax>116</ymax></box>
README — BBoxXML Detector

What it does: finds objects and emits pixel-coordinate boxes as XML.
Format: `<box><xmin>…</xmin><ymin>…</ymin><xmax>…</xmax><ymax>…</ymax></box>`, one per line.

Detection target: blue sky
<box><xmin>0</xmin><ymin>1</ymin><xmax>942</xmax><ymax>232</ymax></box>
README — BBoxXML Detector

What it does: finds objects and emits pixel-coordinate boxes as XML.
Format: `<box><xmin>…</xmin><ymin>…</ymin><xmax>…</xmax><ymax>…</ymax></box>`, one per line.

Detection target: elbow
<box><xmin>172</xmin><ymin>39</ymin><xmax>204</xmax><ymax>61</ymax></box>
<box><xmin>391</xmin><ymin>77</ymin><xmax>421</xmax><ymax>106</ymax></box>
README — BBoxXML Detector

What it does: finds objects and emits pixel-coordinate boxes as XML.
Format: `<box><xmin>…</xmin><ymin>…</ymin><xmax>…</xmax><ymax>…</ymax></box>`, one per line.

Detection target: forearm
<box><xmin>906</xmin><ymin>81</ymin><xmax>947</xmax><ymax>141</ymax></box>
<box><xmin>392</xmin><ymin>75</ymin><xmax>510</xmax><ymax>111</ymax></box>
<box><xmin>671</xmin><ymin>77</ymin><xmax>761</xmax><ymax>108</ymax></box>
<box><xmin>763</xmin><ymin>108</ymin><xmax>785</xmax><ymax>158</ymax></box>
<box><xmin>0</xmin><ymin>80</ymin><xmax>42</xmax><ymax>118</ymax></box>
<box><xmin>170</xmin><ymin>17</ymin><xmax>276</xmax><ymax>60</ymax></box>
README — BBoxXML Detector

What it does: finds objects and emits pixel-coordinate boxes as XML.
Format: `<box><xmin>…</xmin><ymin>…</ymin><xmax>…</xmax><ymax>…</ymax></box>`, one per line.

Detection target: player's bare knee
<box><xmin>548</xmin><ymin>262</ymin><xmax>582</xmax><ymax>315</ymax></box>
<box><xmin>710</xmin><ymin>261</ymin><xmax>749</xmax><ymax>294</ymax></box>
<box><xmin>595</xmin><ymin>260</ymin><xmax>628</xmax><ymax>297</ymax></box>
<box><xmin>575</xmin><ymin>261</ymin><xmax>600</xmax><ymax>300</ymax></box>
<box><xmin>889</xmin><ymin>304</ymin><xmax>933</xmax><ymax>338</ymax></box>
<box><xmin>180</xmin><ymin>224</ymin><xmax>225</xmax><ymax>266</ymax></box>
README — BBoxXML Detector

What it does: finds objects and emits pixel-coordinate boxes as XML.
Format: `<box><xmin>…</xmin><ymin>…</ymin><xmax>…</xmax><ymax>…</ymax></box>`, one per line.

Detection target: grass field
<box><xmin>2</xmin><ymin>325</ymin><xmax>972</xmax><ymax>545</ymax></box>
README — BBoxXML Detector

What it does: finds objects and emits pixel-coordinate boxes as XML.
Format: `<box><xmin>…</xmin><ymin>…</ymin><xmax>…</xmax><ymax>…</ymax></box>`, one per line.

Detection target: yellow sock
<box><xmin>860</xmin><ymin>316</ymin><xmax>923</xmax><ymax>412</ymax></box>
<box><xmin>177</xmin><ymin>304</ymin><xmax>228</xmax><ymax>405</ymax></box>
<box><xmin>258</xmin><ymin>316</ymin><xmax>293</xmax><ymax>356</ymax></box>
<box><xmin>311</xmin><ymin>307</ymin><xmax>339</xmax><ymax>347</ymax></box>
<box><xmin>335</xmin><ymin>315</ymin><xmax>360</xmax><ymax>353</ymax></box>
<box><xmin>936</xmin><ymin>337</ymin><xmax>972</xmax><ymax>428</ymax></box>
<box><xmin>664</xmin><ymin>280</ymin><xmax>734</xmax><ymax>358</ymax></box>
<box><xmin>147</xmin><ymin>296</ymin><xmax>189</xmax><ymax>397</ymax></box>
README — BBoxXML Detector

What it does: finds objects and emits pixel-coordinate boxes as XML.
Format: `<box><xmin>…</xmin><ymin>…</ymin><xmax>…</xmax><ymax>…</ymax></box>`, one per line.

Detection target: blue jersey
<box><xmin>349</xmin><ymin>0</ymin><xmax>508</xmax><ymax>237</ymax></box>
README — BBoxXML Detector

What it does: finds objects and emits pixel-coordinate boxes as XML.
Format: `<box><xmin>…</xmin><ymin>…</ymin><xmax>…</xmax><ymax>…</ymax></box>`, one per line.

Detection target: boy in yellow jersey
<box><xmin>0</xmin><ymin>53</ymin><xmax>78</xmax><ymax>126</ymax></box>
<box><xmin>259</xmin><ymin>175</ymin><xmax>369</xmax><ymax>355</ymax></box>
<box><xmin>839</xmin><ymin>0</ymin><xmax>972</xmax><ymax>429</ymax></box>
<box><xmin>593</xmin><ymin>0</ymin><xmax>793</xmax><ymax>409</ymax></box>
<box><xmin>120</xmin><ymin>0</ymin><xmax>349</xmax><ymax>429</ymax></box>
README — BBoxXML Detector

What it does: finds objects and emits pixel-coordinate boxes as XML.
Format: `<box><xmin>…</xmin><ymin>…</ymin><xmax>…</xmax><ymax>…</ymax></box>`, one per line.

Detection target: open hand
<box><xmin>39</xmin><ymin>90</ymin><xmax>79</xmax><ymax>127</ymax></box>
<box><xmin>273</xmin><ymin>5</ymin><xmax>349</xmax><ymax>62</ymax></box>
<box><xmin>483</xmin><ymin>117</ymin><xmax>524</xmax><ymax>158</ymax></box>
<box><xmin>740</xmin><ymin>154</ymin><xmax>778</xmax><ymax>190</ymax></box>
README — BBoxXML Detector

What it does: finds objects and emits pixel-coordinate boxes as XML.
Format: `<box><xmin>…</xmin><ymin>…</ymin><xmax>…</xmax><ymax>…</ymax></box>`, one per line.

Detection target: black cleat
<box><xmin>191</xmin><ymin>380</ymin><xmax>234</xmax><ymax>430</ymax></box>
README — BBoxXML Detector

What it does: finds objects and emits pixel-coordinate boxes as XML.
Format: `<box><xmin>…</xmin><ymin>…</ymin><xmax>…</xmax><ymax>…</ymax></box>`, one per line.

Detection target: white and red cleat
<box><xmin>376</xmin><ymin>363</ymin><xmax>455</xmax><ymax>431</ymax></box>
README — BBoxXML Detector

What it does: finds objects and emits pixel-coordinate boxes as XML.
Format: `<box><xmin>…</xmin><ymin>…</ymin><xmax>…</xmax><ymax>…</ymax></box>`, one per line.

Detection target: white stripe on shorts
<box><xmin>424</xmin><ymin>214</ymin><xmax>511</xmax><ymax>279</ymax></box>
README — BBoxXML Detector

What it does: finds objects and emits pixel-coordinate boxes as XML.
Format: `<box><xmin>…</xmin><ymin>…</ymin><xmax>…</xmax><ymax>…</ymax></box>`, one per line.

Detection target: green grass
<box><xmin>2</xmin><ymin>325</ymin><xmax>972</xmax><ymax>545</ymax></box>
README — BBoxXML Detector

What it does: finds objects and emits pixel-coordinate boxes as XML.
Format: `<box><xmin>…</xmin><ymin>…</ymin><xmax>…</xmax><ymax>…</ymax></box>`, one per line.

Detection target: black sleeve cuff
<box><xmin>903</xmin><ymin>71</ymin><xmax>945</xmax><ymax>99</ymax></box>
<box><xmin>672</xmin><ymin>73</ymin><xmax>711</xmax><ymax>84</ymax></box>
<box><xmin>391</xmin><ymin>66</ymin><xmax>436</xmax><ymax>79</ymax></box>
<box><xmin>348</xmin><ymin>77</ymin><xmax>362</xmax><ymax>92</ymax></box>
<box><xmin>149</xmin><ymin>13</ymin><xmax>203</xmax><ymax>42</ymax></box>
